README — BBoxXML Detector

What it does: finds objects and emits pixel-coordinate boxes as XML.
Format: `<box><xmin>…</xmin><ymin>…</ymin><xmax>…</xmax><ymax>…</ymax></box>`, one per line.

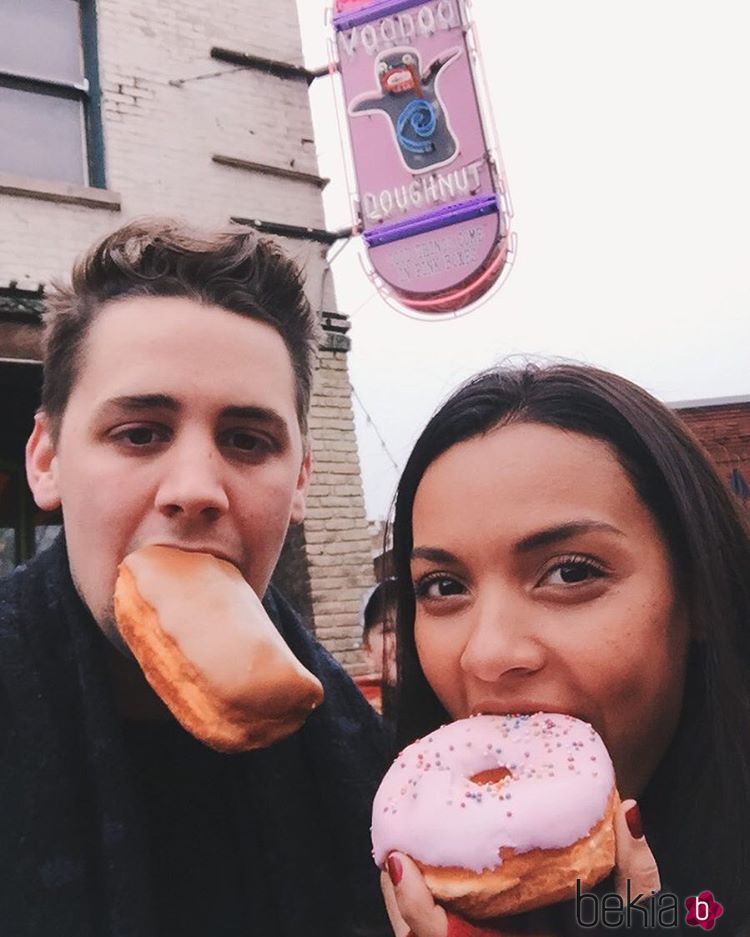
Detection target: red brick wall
<box><xmin>674</xmin><ymin>400</ymin><xmax>750</xmax><ymax>505</ymax></box>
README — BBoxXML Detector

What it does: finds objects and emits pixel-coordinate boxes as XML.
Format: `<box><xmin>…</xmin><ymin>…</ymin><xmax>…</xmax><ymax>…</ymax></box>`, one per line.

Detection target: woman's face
<box><xmin>410</xmin><ymin>422</ymin><xmax>691</xmax><ymax>799</ymax></box>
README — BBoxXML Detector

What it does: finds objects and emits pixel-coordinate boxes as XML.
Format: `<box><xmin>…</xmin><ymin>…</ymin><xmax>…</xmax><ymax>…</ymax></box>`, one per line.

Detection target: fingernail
<box><xmin>386</xmin><ymin>853</ymin><xmax>403</xmax><ymax>886</ymax></box>
<box><xmin>625</xmin><ymin>802</ymin><xmax>643</xmax><ymax>840</ymax></box>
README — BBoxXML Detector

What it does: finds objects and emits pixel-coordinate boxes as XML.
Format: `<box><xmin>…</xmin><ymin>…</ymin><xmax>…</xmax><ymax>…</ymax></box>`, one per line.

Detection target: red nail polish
<box><xmin>625</xmin><ymin>803</ymin><xmax>643</xmax><ymax>840</ymax></box>
<box><xmin>386</xmin><ymin>853</ymin><xmax>403</xmax><ymax>886</ymax></box>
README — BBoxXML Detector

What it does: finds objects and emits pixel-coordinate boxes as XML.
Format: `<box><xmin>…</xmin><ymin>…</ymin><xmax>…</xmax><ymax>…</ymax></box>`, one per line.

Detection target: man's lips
<box><xmin>148</xmin><ymin>542</ymin><xmax>240</xmax><ymax>569</ymax></box>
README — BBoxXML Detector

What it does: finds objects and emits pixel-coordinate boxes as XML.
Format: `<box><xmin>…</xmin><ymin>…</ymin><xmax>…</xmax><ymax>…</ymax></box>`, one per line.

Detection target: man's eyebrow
<box><xmin>219</xmin><ymin>406</ymin><xmax>292</xmax><ymax>443</ymax></box>
<box><xmin>220</xmin><ymin>405</ymin><xmax>287</xmax><ymax>426</ymax></box>
<box><xmin>95</xmin><ymin>399</ymin><xmax>290</xmax><ymax>436</ymax></box>
<box><xmin>97</xmin><ymin>394</ymin><xmax>180</xmax><ymax>414</ymax></box>
<box><xmin>515</xmin><ymin>521</ymin><xmax>624</xmax><ymax>553</ymax></box>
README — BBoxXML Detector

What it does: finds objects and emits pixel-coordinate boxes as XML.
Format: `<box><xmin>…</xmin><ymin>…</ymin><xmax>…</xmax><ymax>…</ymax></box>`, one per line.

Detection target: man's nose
<box><xmin>154</xmin><ymin>435</ymin><xmax>230</xmax><ymax>521</ymax></box>
<box><xmin>459</xmin><ymin>589</ymin><xmax>546</xmax><ymax>683</ymax></box>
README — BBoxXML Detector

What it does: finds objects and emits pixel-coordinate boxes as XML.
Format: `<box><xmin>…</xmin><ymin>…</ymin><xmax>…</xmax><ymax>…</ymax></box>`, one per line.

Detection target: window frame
<box><xmin>0</xmin><ymin>0</ymin><xmax>106</xmax><ymax>188</ymax></box>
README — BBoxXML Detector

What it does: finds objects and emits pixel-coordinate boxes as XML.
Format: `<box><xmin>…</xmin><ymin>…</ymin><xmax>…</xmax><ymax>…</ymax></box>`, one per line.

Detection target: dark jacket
<box><xmin>0</xmin><ymin>536</ymin><xmax>390</xmax><ymax>937</ymax></box>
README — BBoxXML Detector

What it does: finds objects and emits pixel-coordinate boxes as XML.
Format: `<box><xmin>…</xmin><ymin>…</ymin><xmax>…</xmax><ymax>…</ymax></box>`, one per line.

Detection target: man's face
<box><xmin>26</xmin><ymin>296</ymin><xmax>310</xmax><ymax>643</ymax></box>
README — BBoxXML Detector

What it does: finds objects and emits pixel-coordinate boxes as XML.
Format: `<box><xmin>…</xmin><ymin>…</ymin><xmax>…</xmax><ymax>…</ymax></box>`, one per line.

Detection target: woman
<box><xmin>382</xmin><ymin>363</ymin><xmax>750</xmax><ymax>936</ymax></box>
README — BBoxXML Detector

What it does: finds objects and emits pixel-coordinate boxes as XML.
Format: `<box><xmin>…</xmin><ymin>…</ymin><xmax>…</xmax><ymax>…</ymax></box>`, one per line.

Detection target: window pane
<box><xmin>0</xmin><ymin>469</ymin><xmax>18</xmax><ymax>575</ymax></box>
<box><xmin>35</xmin><ymin>524</ymin><xmax>63</xmax><ymax>555</ymax></box>
<box><xmin>0</xmin><ymin>85</ymin><xmax>86</xmax><ymax>185</ymax></box>
<box><xmin>0</xmin><ymin>0</ymin><xmax>83</xmax><ymax>85</ymax></box>
<box><xmin>0</xmin><ymin>528</ymin><xmax>16</xmax><ymax>577</ymax></box>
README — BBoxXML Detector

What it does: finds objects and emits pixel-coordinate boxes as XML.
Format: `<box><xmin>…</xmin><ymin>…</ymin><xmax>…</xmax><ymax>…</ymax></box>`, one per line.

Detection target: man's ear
<box><xmin>289</xmin><ymin>443</ymin><xmax>312</xmax><ymax>525</ymax></box>
<box><xmin>25</xmin><ymin>412</ymin><xmax>62</xmax><ymax>511</ymax></box>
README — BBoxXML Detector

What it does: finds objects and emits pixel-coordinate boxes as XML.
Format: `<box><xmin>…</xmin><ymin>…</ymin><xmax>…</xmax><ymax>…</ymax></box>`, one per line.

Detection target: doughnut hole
<box><xmin>470</xmin><ymin>767</ymin><xmax>512</xmax><ymax>786</ymax></box>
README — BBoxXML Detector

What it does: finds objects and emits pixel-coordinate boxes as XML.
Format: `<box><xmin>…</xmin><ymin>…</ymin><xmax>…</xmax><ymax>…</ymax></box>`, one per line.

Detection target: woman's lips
<box><xmin>469</xmin><ymin>701</ymin><xmax>582</xmax><ymax>719</ymax></box>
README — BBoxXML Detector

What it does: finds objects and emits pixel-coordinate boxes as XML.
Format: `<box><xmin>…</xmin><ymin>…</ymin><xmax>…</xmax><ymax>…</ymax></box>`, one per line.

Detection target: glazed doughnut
<box><xmin>372</xmin><ymin>713</ymin><xmax>618</xmax><ymax>919</ymax></box>
<box><xmin>113</xmin><ymin>545</ymin><xmax>324</xmax><ymax>752</ymax></box>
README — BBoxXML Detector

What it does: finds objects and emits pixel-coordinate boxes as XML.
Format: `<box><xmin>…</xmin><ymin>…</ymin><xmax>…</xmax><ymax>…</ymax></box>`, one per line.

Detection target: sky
<box><xmin>296</xmin><ymin>0</ymin><xmax>750</xmax><ymax>521</ymax></box>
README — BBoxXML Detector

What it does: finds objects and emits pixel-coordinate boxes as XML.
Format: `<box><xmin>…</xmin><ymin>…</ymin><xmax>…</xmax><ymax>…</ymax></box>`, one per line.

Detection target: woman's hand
<box><xmin>380</xmin><ymin>798</ymin><xmax>661</xmax><ymax>937</ymax></box>
<box><xmin>380</xmin><ymin>853</ymin><xmax>444</xmax><ymax>937</ymax></box>
<box><xmin>614</xmin><ymin>798</ymin><xmax>661</xmax><ymax>897</ymax></box>
<box><xmin>380</xmin><ymin>854</ymin><xmax>549</xmax><ymax>937</ymax></box>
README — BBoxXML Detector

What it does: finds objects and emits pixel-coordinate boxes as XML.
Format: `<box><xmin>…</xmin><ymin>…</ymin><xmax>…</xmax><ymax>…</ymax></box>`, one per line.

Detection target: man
<box><xmin>0</xmin><ymin>219</ymin><xmax>390</xmax><ymax>937</ymax></box>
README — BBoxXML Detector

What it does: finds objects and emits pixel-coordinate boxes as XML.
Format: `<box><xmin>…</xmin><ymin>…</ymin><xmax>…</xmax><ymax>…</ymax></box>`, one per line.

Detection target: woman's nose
<box><xmin>154</xmin><ymin>435</ymin><xmax>230</xmax><ymax>520</ymax></box>
<box><xmin>459</xmin><ymin>592</ymin><xmax>546</xmax><ymax>683</ymax></box>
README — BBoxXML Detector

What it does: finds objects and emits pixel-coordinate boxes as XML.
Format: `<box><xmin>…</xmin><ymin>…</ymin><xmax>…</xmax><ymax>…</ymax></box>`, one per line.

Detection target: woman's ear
<box><xmin>25</xmin><ymin>412</ymin><xmax>62</xmax><ymax>511</ymax></box>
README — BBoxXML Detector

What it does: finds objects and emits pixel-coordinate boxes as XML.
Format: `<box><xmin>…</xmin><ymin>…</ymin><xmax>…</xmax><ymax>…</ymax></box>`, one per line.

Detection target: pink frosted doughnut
<box><xmin>372</xmin><ymin>713</ymin><xmax>619</xmax><ymax>918</ymax></box>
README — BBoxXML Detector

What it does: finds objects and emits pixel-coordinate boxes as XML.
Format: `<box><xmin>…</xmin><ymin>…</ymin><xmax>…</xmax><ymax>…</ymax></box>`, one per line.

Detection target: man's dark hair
<box><xmin>41</xmin><ymin>218</ymin><xmax>320</xmax><ymax>440</ymax></box>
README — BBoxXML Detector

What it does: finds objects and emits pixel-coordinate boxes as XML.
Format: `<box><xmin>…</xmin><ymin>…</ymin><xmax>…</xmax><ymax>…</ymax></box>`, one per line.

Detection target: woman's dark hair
<box><xmin>391</xmin><ymin>362</ymin><xmax>750</xmax><ymax>926</ymax></box>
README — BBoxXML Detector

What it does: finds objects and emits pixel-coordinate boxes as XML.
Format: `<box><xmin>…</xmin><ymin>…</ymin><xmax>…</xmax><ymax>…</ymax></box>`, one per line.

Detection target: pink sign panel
<box><xmin>333</xmin><ymin>0</ymin><xmax>511</xmax><ymax>313</ymax></box>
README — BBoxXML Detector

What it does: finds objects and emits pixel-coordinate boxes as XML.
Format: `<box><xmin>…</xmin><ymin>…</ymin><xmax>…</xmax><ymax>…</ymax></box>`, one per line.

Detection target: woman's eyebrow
<box><xmin>515</xmin><ymin>521</ymin><xmax>624</xmax><ymax>554</ymax></box>
<box><xmin>411</xmin><ymin>546</ymin><xmax>459</xmax><ymax>564</ymax></box>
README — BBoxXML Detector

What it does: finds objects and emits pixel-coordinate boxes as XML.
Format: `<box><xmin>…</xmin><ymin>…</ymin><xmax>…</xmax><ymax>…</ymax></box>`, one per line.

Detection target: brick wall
<box><xmin>674</xmin><ymin>398</ymin><xmax>750</xmax><ymax>506</ymax></box>
<box><xmin>0</xmin><ymin>0</ymin><xmax>323</xmax><ymax>279</ymax></box>
<box><xmin>0</xmin><ymin>0</ymin><xmax>374</xmax><ymax>671</ymax></box>
<box><xmin>305</xmin><ymin>311</ymin><xmax>375</xmax><ymax>674</ymax></box>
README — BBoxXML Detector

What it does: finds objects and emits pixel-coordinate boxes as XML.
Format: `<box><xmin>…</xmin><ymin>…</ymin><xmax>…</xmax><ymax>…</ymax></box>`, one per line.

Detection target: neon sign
<box><xmin>332</xmin><ymin>0</ymin><xmax>514</xmax><ymax>315</ymax></box>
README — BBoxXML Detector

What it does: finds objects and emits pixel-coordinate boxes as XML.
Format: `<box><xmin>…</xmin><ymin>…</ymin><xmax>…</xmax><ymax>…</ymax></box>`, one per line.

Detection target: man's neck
<box><xmin>104</xmin><ymin>642</ymin><xmax>172</xmax><ymax>721</ymax></box>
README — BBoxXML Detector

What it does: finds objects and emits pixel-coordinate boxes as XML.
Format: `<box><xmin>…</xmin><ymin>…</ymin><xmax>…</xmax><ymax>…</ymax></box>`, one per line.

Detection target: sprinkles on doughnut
<box><xmin>371</xmin><ymin>713</ymin><xmax>619</xmax><ymax>919</ymax></box>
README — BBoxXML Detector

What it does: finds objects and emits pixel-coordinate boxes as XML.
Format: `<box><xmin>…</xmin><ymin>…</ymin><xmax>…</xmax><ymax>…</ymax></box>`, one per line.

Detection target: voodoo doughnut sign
<box><xmin>332</xmin><ymin>0</ymin><xmax>513</xmax><ymax>314</ymax></box>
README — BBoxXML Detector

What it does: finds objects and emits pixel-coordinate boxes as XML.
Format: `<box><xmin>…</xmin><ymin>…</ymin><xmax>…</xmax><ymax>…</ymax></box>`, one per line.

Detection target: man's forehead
<box><xmin>71</xmin><ymin>297</ymin><xmax>300</xmax><ymax>415</ymax></box>
<box><xmin>81</xmin><ymin>295</ymin><xmax>294</xmax><ymax>368</ymax></box>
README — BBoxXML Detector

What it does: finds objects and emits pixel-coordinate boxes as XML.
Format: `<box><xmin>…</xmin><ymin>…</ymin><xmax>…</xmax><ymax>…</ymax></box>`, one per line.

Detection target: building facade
<box><xmin>673</xmin><ymin>396</ymin><xmax>750</xmax><ymax>509</ymax></box>
<box><xmin>0</xmin><ymin>0</ymin><xmax>374</xmax><ymax>671</ymax></box>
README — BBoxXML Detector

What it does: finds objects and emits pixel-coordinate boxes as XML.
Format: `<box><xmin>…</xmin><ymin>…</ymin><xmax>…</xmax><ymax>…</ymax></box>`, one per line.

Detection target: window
<box><xmin>0</xmin><ymin>0</ymin><xmax>104</xmax><ymax>187</ymax></box>
<box><xmin>0</xmin><ymin>462</ymin><xmax>62</xmax><ymax>576</ymax></box>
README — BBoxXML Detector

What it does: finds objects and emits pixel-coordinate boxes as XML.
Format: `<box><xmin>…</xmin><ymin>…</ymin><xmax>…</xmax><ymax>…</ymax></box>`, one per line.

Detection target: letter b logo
<box><xmin>684</xmin><ymin>890</ymin><xmax>724</xmax><ymax>929</ymax></box>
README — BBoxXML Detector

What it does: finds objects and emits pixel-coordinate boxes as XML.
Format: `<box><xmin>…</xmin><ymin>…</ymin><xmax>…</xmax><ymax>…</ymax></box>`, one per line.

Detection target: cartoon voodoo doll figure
<box><xmin>349</xmin><ymin>46</ymin><xmax>461</xmax><ymax>173</ymax></box>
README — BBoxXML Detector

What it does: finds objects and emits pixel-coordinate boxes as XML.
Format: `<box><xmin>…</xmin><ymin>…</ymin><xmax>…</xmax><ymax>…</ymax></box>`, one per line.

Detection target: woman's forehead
<box><xmin>411</xmin><ymin>423</ymin><xmax>655</xmax><ymax>548</ymax></box>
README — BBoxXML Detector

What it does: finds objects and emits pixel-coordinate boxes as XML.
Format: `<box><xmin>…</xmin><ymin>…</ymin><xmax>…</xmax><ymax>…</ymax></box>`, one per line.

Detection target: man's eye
<box><xmin>414</xmin><ymin>575</ymin><xmax>465</xmax><ymax>599</ymax></box>
<box><xmin>113</xmin><ymin>426</ymin><xmax>164</xmax><ymax>446</ymax></box>
<box><xmin>127</xmin><ymin>427</ymin><xmax>155</xmax><ymax>445</ymax></box>
<box><xmin>223</xmin><ymin>431</ymin><xmax>271</xmax><ymax>453</ymax></box>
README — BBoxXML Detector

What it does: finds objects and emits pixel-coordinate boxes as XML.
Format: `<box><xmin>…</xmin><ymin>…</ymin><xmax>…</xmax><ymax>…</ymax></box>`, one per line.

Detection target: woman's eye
<box><xmin>542</xmin><ymin>558</ymin><xmax>606</xmax><ymax>586</ymax></box>
<box><xmin>414</xmin><ymin>575</ymin><xmax>465</xmax><ymax>599</ymax></box>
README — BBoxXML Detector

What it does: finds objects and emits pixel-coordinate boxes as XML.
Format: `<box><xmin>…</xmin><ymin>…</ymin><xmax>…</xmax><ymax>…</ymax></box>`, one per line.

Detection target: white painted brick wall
<box><xmin>1</xmin><ymin>0</ymin><xmax>323</xmax><ymax>280</ymax></box>
<box><xmin>0</xmin><ymin>0</ymin><xmax>374</xmax><ymax>672</ymax></box>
